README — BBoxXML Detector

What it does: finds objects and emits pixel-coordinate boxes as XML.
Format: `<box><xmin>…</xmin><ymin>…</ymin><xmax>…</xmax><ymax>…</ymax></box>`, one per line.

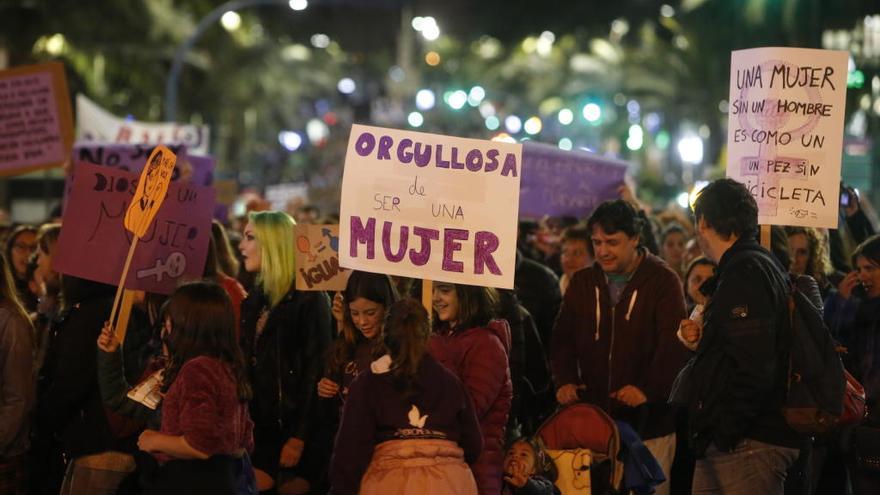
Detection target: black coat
<box><xmin>680</xmin><ymin>238</ymin><xmax>799</xmax><ymax>455</ymax></box>
<box><xmin>240</xmin><ymin>287</ymin><xmax>332</xmax><ymax>442</ymax></box>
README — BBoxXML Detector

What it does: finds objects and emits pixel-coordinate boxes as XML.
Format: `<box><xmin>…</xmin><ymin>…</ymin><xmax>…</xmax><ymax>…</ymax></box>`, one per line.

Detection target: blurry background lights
<box><xmin>407</xmin><ymin>112</ymin><xmax>424</xmax><ymax>128</ymax></box>
<box><xmin>676</xmin><ymin>191</ymin><xmax>690</xmax><ymax>209</ymax></box>
<box><xmin>582</xmin><ymin>103</ymin><xmax>602</xmax><ymax>122</ymax></box>
<box><xmin>626</xmin><ymin>124</ymin><xmax>644</xmax><ymax>150</ymax></box>
<box><xmin>558</xmin><ymin>138</ymin><xmax>573</xmax><ymax>150</ymax></box>
<box><xmin>425</xmin><ymin>51</ymin><xmax>441</xmax><ymax>66</ymax></box>
<box><xmin>467</xmin><ymin>86</ymin><xmax>486</xmax><ymax>106</ymax></box>
<box><xmin>524</xmin><ymin>116</ymin><xmax>542</xmax><ymax>135</ymax></box>
<box><xmin>310</xmin><ymin>34</ymin><xmax>330</xmax><ymax>48</ymax></box>
<box><xmin>558</xmin><ymin>108</ymin><xmax>574</xmax><ymax>125</ymax></box>
<box><xmin>485</xmin><ymin>116</ymin><xmax>500</xmax><ymax>130</ymax></box>
<box><xmin>43</xmin><ymin>34</ymin><xmax>66</xmax><ymax>55</ymax></box>
<box><xmin>305</xmin><ymin>119</ymin><xmax>329</xmax><ymax>144</ymax></box>
<box><xmin>504</xmin><ymin>115</ymin><xmax>522</xmax><ymax>134</ymax></box>
<box><xmin>278</xmin><ymin>131</ymin><xmax>302</xmax><ymax>151</ymax></box>
<box><xmin>491</xmin><ymin>132</ymin><xmax>516</xmax><ymax>143</ymax></box>
<box><xmin>660</xmin><ymin>4</ymin><xmax>675</xmax><ymax>17</ymax></box>
<box><xmin>337</xmin><ymin>78</ymin><xmax>356</xmax><ymax>94</ymax></box>
<box><xmin>288</xmin><ymin>0</ymin><xmax>308</xmax><ymax>11</ymax></box>
<box><xmin>447</xmin><ymin>90</ymin><xmax>467</xmax><ymax>110</ymax></box>
<box><xmin>677</xmin><ymin>134</ymin><xmax>704</xmax><ymax>164</ymax></box>
<box><xmin>479</xmin><ymin>101</ymin><xmax>496</xmax><ymax>118</ymax></box>
<box><xmin>536</xmin><ymin>31</ymin><xmax>555</xmax><ymax>57</ymax></box>
<box><xmin>221</xmin><ymin>11</ymin><xmax>241</xmax><ymax>31</ymax></box>
<box><xmin>416</xmin><ymin>16</ymin><xmax>440</xmax><ymax>41</ymax></box>
<box><xmin>415</xmin><ymin>89</ymin><xmax>436</xmax><ymax>110</ymax></box>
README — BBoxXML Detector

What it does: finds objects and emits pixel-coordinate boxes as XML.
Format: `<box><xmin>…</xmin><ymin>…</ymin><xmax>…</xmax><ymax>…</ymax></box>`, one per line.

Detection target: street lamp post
<box><xmin>163</xmin><ymin>0</ymin><xmax>296</xmax><ymax>122</ymax></box>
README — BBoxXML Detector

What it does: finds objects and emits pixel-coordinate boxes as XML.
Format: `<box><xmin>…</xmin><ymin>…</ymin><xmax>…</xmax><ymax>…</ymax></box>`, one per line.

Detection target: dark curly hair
<box><xmin>587</xmin><ymin>200</ymin><xmax>645</xmax><ymax>242</ymax></box>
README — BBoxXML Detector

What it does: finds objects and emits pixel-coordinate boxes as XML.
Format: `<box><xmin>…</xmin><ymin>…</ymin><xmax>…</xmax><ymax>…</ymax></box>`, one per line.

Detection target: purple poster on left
<box><xmin>53</xmin><ymin>162</ymin><xmax>215</xmax><ymax>294</ymax></box>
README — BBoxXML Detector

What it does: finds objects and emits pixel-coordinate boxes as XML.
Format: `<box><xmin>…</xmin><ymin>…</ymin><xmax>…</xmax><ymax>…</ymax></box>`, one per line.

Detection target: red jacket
<box><xmin>551</xmin><ymin>251</ymin><xmax>688</xmax><ymax>439</ymax></box>
<box><xmin>429</xmin><ymin>319</ymin><xmax>512</xmax><ymax>495</ymax></box>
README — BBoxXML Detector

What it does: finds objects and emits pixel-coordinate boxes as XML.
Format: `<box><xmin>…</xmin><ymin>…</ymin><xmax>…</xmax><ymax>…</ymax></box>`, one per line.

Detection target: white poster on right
<box><xmin>726</xmin><ymin>47</ymin><xmax>848</xmax><ymax>228</ymax></box>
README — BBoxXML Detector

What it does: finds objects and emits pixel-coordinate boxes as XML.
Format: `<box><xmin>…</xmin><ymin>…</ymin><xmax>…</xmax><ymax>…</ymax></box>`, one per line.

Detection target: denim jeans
<box><xmin>692</xmin><ymin>439</ymin><xmax>799</xmax><ymax>495</ymax></box>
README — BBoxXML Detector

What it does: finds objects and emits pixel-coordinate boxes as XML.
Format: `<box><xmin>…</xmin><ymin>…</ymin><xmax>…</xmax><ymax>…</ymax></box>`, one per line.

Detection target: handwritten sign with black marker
<box><xmin>726</xmin><ymin>47</ymin><xmax>848</xmax><ymax>228</ymax></box>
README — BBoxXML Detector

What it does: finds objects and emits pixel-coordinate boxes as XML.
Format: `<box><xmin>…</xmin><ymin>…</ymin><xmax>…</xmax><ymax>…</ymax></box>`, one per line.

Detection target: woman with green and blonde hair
<box><xmin>238</xmin><ymin>210</ymin><xmax>333</xmax><ymax>494</ymax></box>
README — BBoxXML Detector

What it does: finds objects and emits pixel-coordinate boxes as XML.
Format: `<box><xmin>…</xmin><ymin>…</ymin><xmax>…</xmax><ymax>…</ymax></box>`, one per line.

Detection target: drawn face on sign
<box><xmin>239</xmin><ymin>222</ymin><xmax>262</xmax><ymax>273</ymax></box>
<box><xmin>141</xmin><ymin>151</ymin><xmax>163</xmax><ymax>204</ymax></box>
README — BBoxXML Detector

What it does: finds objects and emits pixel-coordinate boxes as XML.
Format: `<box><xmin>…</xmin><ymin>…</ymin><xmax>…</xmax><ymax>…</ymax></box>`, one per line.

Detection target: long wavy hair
<box><xmin>384</xmin><ymin>298</ymin><xmax>430</xmax><ymax>399</ymax></box>
<box><xmin>327</xmin><ymin>270</ymin><xmax>399</xmax><ymax>375</ymax></box>
<box><xmin>0</xmin><ymin>251</ymin><xmax>33</xmax><ymax>329</ymax></box>
<box><xmin>161</xmin><ymin>281</ymin><xmax>251</xmax><ymax>402</ymax></box>
<box><xmin>249</xmin><ymin>211</ymin><xmax>296</xmax><ymax>307</ymax></box>
<box><xmin>784</xmin><ymin>226</ymin><xmax>832</xmax><ymax>284</ymax></box>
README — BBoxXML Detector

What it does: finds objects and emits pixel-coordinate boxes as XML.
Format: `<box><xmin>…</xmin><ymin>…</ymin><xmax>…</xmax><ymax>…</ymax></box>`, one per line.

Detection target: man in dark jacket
<box><xmin>551</xmin><ymin>200</ymin><xmax>687</xmax><ymax>495</ymax></box>
<box><xmin>680</xmin><ymin>178</ymin><xmax>800</xmax><ymax>493</ymax></box>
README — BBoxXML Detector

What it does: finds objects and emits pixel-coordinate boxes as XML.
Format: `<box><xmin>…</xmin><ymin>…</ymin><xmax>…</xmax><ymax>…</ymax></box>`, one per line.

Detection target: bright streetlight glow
<box><xmin>416</xmin><ymin>89</ymin><xmax>436</xmax><ymax>110</ymax></box>
<box><xmin>337</xmin><ymin>78</ymin><xmax>356</xmax><ymax>94</ymax></box>
<box><xmin>485</xmin><ymin>116</ymin><xmax>500</xmax><ymax>130</ymax></box>
<box><xmin>558</xmin><ymin>108</ymin><xmax>574</xmax><ymax>125</ymax></box>
<box><xmin>504</xmin><ymin>116</ymin><xmax>522</xmax><ymax>134</ymax></box>
<box><xmin>678</xmin><ymin>135</ymin><xmax>704</xmax><ymax>164</ymax></box>
<box><xmin>408</xmin><ymin>112</ymin><xmax>424</xmax><ymax>128</ymax></box>
<box><xmin>524</xmin><ymin>116</ymin><xmax>543</xmax><ymax>135</ymax></box>
<box><xmin>448</xmin><ymin>90</ymin><xmax>467</xmax><ymax>110</ymax></box>
<box><xmin>289</xmin><ymin>0</ymin><xmax>308</xmax><ymax>11</ymax></box>
<box><xmin>221</xmin><ymin>11</ymin><xmax>242</xmax><ymax>31</ymax></box>
<box><xmin>558</xmin><ymin>138</ymin><xmax>573</xmax><ymax>150</ymax></box>
<box><xmin>278</xmin><ymin>131</ymin><xmax>302</xmax><ymax>151</ymax></box>
<box><xmin>582</xmin><ymin>103</ymin><xmax>601</xmax><ymax>122</ymax></box>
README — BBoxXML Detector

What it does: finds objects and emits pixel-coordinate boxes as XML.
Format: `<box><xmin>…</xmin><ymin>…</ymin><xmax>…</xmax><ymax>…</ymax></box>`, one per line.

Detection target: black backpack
<box><xmin>781</xmin><ymin>275</ymin><xmax>846</xmax><ymax>434</ymax></box>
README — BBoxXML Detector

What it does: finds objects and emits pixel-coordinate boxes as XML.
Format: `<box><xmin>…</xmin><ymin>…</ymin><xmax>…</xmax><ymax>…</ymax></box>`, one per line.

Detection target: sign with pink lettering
<box><xmin>53</xmin><ymin>162</ymin><xmax>215</xmax><ymax>294</ymax></box>
<box><xmin>339</xmin><ymin>124</ymin><xmax>522</xmax><ymax>289</ymax></box>
<box><xmin>726</xmin><ymin>47</ymin><xmax>848</xmax><ymax>228</ymax></box>
<box><xmin>294</xmin><ymin>224</ymin><xmax>350</xmax><ymax>291</ymax></box>
<box><xmin>0</xmin><ymin>62</ymin><xmax>73</xmax><ymax>176</ymax></box>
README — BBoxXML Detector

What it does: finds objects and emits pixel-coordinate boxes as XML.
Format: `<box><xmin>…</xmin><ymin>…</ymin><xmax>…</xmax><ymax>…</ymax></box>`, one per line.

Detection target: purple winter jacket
<box><xmin>429</xmin><ymin>319</ymin><xmax>513</xmax><ymax>495</ymax></box>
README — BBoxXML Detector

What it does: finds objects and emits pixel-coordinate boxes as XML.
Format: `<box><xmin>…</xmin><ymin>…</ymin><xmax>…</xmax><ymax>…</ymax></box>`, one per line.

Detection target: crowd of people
<box><xmin>0</xmin><ymin>177</ymin><xmax>878</xmax><ymax>495</ymax></box>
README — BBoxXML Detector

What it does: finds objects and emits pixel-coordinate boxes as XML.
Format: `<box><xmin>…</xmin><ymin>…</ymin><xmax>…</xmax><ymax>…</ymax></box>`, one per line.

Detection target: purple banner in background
<box><xmin>71</xmin><ymin>143</ymin><xmax>215</xmax><ymax>186</ymax></box>
<box><xmin>519</xmin><ymin>142</ymin><xmax>628</xmax><ymax>218</ymax></box>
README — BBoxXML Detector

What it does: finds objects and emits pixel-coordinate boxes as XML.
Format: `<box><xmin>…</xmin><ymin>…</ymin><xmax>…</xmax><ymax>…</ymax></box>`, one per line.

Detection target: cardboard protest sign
<box><xmin>125</xmin><ymin>145</ymin><xmax>176</xmax><ymax>238</ymax></box>
<box><xmin>76</xmin><ymin>94</ymin><xmax>210</xmax><ymax>155</ymax></box>
<box><xmin>53</xmin><ymin>162</ymin><xmax>215</xmax><ymax>294</ymax></box>
<box><xmin>294</xmin><ymin>224</ymin><xmax>350</xmax><ymax>291</ymax></box>
<box><xmin>726</xmin><ymin>47</ymin><xmax>848</xmax><ymax>228</ymax></box>
<box><xmin>339</xmin><ymin>124</ymin><xmax>522</xmax><ymax>289</ymax></box>
<box><xmin>0</xmin><ymin>62</ymin><xmax>73</xmax><ymax>175</ymax></box>
<box><xmin>72</xmin><ymin>143</ymin><xmax>215</xmax><ymax>186</ymax></box>
<box><xmin>520</xmin><ymin>142</ymin><xmax>628</xmax><ymax>218</ymax></box>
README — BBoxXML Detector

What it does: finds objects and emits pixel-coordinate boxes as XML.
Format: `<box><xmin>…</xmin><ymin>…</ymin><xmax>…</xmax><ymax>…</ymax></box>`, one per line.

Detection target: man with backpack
<box><xmin>678</xmin><ymin>178</ymin><xmax>801</xmax><ymax>493</ymax></box>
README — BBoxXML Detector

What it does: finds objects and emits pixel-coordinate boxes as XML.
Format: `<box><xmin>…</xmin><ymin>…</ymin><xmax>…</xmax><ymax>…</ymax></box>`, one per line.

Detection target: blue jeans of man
<box><xmin>692</xmin><ymin>439</ymin><xmax>799</xmax><ymax>495</ymax></box>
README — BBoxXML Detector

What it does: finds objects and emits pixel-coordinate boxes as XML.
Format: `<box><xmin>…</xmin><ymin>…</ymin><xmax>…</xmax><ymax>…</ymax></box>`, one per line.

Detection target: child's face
<box><xmin>504</xmin><ymin>441</ymin><xmax>537</xmax><ymax>476</ymax></box>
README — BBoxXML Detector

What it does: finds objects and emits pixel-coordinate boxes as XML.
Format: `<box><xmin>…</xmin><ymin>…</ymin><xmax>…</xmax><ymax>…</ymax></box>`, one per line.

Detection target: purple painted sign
<box><xmin>519</xmin><ymin>142</ymin><xmax>628</xmax><ymax>218</ymax></box>
<box><xmin>53</xmin><ymin>162</ymin><xmax>215</xmax><ymax>294</ymax></box>
<box><xmin>71</xmin><ymin>143</ymin><xmax>215</xmax><ymax>186</ymax></box>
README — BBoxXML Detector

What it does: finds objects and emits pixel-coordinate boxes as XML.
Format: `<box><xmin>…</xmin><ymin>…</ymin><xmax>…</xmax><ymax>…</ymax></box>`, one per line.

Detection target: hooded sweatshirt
<box><xmin>551</xmin><ymin>251</ymin><xmax>688</xmax><ymax>439</ymax></box>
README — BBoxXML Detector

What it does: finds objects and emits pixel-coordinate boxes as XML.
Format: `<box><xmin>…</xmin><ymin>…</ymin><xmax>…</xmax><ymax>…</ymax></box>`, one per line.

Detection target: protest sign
<box><xmin>53</xmin><ymin>162</ymin><xmax>215</xmax><ymax>294</ymax></box>
<box><xmin>339</xmin><ymin>124</ymin><xmax>522</xmax><ymax>289</ymax></box>
<box><xmin>266</xmin><ymin>182</ymin><xmax>309</xmax><ymax>211</ymax></box>
<box><xmin>72</xmin><ymin>143</ymin><xmax>215</xmax><ymax>186</ymax></box>
<box><xmin>726</xmin><ymin>47</ymin><xmax>848</xmax><ymax>228</ymax></box>
<box><xmin>519</xmin><ymin>142</ymin><xmax>628</xmax><ymax>218</ymax></box>
<box><xmin>125</xmin><ymin>145</ymin><xmax>176</xmax><ymax>238</ymax></box>
<box><xmin>294</xmin><ymin>224</ymin><xmax>350</xmax><ymax>291</ymax></box>
<box><xmin>0</xmin><ymin>62</ymin><xmax>73</xmax><ymax>175</ymax></box>
<box><xmin>76</xmin><ymin>94</ymin><xmax>210</xmax><ymax>155</ymax></box>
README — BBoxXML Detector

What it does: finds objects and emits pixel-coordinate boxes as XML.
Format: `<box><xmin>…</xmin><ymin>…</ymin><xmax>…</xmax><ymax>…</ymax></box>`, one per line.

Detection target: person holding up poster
<box><xmin>428</xmin><ymin>282</ymin><xmax>512</xmax><ymax>495</ymax></box>
<box><xmin>238</xmin><ymin>211</ymin><xmax>333</xmax><ymax>494</ymax></box>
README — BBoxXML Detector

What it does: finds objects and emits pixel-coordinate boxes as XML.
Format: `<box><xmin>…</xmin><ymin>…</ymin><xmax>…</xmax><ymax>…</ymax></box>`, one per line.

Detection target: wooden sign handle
<box><xmin>760</xmin><ymin>224</ymin><xmax>771</xmax><ymax>250</ymax></box>
<box><xmin>422</xmin><ymin>279</ymin><xmax>433</xmax><ymax>322</ymax></box>
<box><xmin>109</xmin><ymin>236</ymin><xmax>139</xmax><ymax>341</ymax></box>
